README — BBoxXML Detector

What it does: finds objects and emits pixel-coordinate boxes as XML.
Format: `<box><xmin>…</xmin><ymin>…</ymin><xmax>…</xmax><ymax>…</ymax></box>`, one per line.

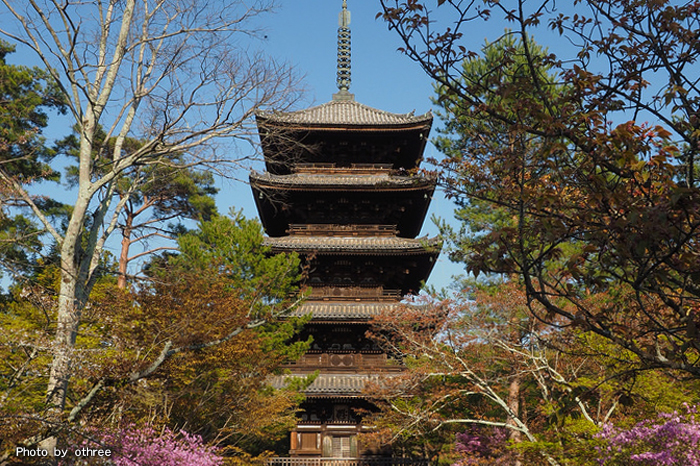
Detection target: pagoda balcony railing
<box><xmin>288</xmin><ymin>224</ymin><xmax>398</xmax><ymax>237</ymax></box>
<box><xmin>293</xmin><ymin>163</ymin><xmax>394</xmax><ymax>174</ymax></box>
<box><xmin>267</xmin><ymin>458</ymin><xmax>429</xmax><ymax>466</ymax></box>
<box><xmin>310</xmin><ymin>286</ymin><xmax>402</xmax><ymax>301</ymax></box>
<box><xmin>284</xmin><ymin>352</ymin><xmax>400</xmax><ymax>371</ymax></box>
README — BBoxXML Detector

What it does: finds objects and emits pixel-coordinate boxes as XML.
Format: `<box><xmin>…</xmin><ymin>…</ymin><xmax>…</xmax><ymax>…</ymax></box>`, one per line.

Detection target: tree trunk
<box><xmin>42</xmin><ymin>117</ymin><xmax>97</xmax><ymax>455</ymax></box>
<box><xmin>117</xmin><ymin>212</ymin><xmax>134</xmax><ymax>289</ymax></box>
<box><xmin>507</xmin><ymin>374</ymin><xmax>523</xmax><ymax>466</ymax></box>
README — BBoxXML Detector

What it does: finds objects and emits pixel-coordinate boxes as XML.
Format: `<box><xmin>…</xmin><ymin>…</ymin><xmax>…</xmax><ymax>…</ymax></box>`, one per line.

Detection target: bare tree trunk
<box><xmin>507</xmin><ymin>374</ymin><xmax>523</xmax><ymax>466</ymax></box>
<box><xmin>118</xmin><ymin>213</ymin><xmax>134</xmax><ymax>289</ymax></box>
<box><xmin>42</xmin><ymin>210</ymin><xmax>86</xmax><ymax>457</ymax></box>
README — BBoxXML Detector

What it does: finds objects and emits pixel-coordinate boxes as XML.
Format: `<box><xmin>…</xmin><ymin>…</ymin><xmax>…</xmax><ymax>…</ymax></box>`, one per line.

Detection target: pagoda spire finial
<box><xmin>333</xmin><ymin>0</ymin><xmax>354</xmax><ymax>101</ymax></box>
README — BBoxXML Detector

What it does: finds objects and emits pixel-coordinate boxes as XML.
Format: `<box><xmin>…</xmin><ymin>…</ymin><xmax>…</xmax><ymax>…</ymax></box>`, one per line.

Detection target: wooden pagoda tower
<box><xmin>252</xmin><ymin>1</ymin><xmax>440</xmax><ymax>460</ymax></box>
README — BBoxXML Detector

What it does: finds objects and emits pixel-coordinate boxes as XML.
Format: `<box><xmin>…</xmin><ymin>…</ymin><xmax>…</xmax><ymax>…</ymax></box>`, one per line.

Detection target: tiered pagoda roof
<box><xmin>257</xmin><ymin>99</ymin><xmax>432</xmax><ymax>129</ymax></box>
<box><xmin>266</xmin><ymin>235</ymin><xmax>439</xmax><ymax>295</ymax></box>
<box><xmin>288</xmin><ymin>301</ymin><xmax>422</xmax><ymax>321</ymax></box>
<box><xmin>251</xmin><ymin>170</ymin><xmax>436</xmax><ymax>237</ymax></box>
<box><xmin>290</xmin><ymin>302</ymin><xmax>390</xmax><ymax>321</ymax></box>
<box><xmin>268</xmin><ymin>374</ymin><xmax>389</xmax><ymax>398</ymax></box>
<box><xmin>250</xmin><ymin>170</ymin><xmax>435</xmax><ymax>189</ymax></box>
<box><xmin>265</xmin><ymin>235</ymin><xmax>440</xmax><ymax>254</ymax></box>
<box><xmin>256</xmin><ymin>100</ymin><xmax>433</xmax><ymax>175</ymax></box>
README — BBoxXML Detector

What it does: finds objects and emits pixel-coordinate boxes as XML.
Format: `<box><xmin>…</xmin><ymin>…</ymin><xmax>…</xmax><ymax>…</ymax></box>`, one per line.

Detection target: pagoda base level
<box><xmin>268</xmin><ymin>458</ymin><xmax>428</xmax><ymax>466</ymax></box>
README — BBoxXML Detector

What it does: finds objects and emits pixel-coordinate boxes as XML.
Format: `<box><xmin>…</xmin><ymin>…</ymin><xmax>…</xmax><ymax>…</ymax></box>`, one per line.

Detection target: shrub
<box><xmin>596</xmin><ymin>405</ymin><xmax>700</xmax><ymax>466</ymax></box>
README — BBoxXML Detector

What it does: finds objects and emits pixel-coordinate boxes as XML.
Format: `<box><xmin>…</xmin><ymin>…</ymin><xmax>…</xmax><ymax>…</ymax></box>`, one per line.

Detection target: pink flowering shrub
<box><xmin>596</xmin><ymin>405</ymin><xmax>700</xmax><ymax>466</ymax></box>
<box><xmin>65</xmin><ymin>424</ymin><xmax>223</xmax><ymax>466</ymax></box>
<box><xmin>452</xmin><ymin>426</ymin><xmax>512</xmax><ymax>466</ymax></box>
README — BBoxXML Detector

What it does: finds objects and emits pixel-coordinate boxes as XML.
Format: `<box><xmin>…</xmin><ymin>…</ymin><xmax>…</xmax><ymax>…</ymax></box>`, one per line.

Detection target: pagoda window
<box><xmin>333</xmin><ymin>437</ymin><xmax>351</xmax><ymax>457</ymax></box>
<box><xmin>326</xmin><ymin>436</ymin><xmax>357</xmax><ymax>458</ymax></box>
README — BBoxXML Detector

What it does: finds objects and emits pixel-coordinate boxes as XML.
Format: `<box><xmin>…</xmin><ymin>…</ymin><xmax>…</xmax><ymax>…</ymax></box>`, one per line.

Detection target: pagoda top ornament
<box><xmin>333</xmin><ymin>0</ymin><xmax>354</xmax><ymax>101</ymax></box>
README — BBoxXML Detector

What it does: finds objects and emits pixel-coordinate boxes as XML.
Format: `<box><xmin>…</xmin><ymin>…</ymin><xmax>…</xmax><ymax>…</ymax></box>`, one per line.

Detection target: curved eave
<box><xmin>267</xmin><ymin>373</ymin><xmax>394</xmax><ymax>397</ymax></box>
<box><xmin>257</xmin><ymin>119</ymin><xmax>432</xmax><ymax>133</ymax></box>
<box><xmin>255</xmin><ymin>100</ymin><xmax>433</xmax><ymax>130</ymax></box>
<box><xmin>264</xmin><ymin>235</ymin><xmax>442</xmax><ymax>255</ymax></box>
<box><xmin>249</xmin><ymin>171</ymin><xmax>436</xmax><ymax>191</ymax></box>
<box><xmin>287</xmin><ymin>301</ymin><xmax>427</xmax><ymax>321</ymax></box>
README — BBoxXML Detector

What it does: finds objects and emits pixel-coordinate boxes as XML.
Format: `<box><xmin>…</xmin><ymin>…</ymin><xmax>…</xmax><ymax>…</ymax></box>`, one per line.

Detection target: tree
<box><xmin>1</xmin><ymin>214</ymin><xmax>307</xmax><ymax>462</ymax></box>
<box><xmin>55</xmin><ymin>125</ymin><xmax>219</xmax><ymax>289</ymax></box>
<box><xmin>368</xmin><ymin>285</ymin><xmax>565</xmax><ymax>466</ymax></box>
<box><xmin>112</xmin><ymin>163</ymin><xmax>217</xmax><ymax>289</ymax></box>
<box><xmin>0</xmin><ymin>0</ymin><xmax>299</xmax><ymax>449</ymax></box>
<box><xmin>379</xmin><ymin>0</ymin><xmax>700</xmax><ymax>377</ymax></box>
<box><xmin>368</xmin><ymin>283</ymin><xmax>699</xmax><ymax>466</ymax></box>
<box><xmin>0</xmin><ymin>39</ymin><xmax>65</xmax><ymax>283</ymax></box>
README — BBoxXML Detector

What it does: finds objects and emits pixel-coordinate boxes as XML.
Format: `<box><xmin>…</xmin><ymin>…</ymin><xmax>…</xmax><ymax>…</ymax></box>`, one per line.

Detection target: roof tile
<box><xmin>258</xmin><ymin>100</ymin><xmax>432</xmax><ymax>126</ymax></box>
<box><xmin>250</xmin><ymin>171</ymin><xmax>435</xmax><ymax>189</ymax></box>
<box><xmin>267</xmin><ymin>373</ymin><xmax>392</xmax><ymax>395</ymax></box>
<box><xmin>264</xmin><ymin>235</ymin><xmax>441</xmax><ymax>254</ymax></box>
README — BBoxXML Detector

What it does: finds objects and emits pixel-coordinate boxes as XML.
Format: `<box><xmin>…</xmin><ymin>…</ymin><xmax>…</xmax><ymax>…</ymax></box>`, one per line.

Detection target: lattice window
<box><xmin>332</xmin><ymin>436</ymin><xmax>351</xmax><ymax>457</ymax></box>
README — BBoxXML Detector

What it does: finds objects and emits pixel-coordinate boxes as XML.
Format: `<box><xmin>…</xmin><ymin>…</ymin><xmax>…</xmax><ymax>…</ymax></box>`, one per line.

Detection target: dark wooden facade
<box><xmin>252</xmin><ymin>98</ymin><xmax>439</xmax><ymax>460</ymax></box>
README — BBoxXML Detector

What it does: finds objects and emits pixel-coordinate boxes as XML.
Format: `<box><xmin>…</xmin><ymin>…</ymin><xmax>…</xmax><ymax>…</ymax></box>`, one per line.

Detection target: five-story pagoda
<box><xmin>252</xmin><ymin>1</ymin><xmax>440</xmax><ymax>461</ymax></box>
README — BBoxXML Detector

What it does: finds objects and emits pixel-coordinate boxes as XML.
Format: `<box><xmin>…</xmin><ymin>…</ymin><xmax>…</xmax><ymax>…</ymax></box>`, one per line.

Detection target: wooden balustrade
<box><xmin>267</xmin><ymin>458</ymin><xmax>428</xmax><ymax>466</ymax></box>
<box><xmin>288</xmin><ymin>224</ymin><xmax>398</xmax><ymax>237</ymax></box>
<box><xmin>310</xmin><ymin>286</ymin><xmax>402</xmax><ymax>300</ymax></box>
<box><xmin>286</xmin><ymin>352</ymin><xmax>395</xmax><ymax>370</ymax></box>
<box><xmin>293</xmin><ymin>163</ymin><xmax>394</xmax><ymax>174</ymax></box>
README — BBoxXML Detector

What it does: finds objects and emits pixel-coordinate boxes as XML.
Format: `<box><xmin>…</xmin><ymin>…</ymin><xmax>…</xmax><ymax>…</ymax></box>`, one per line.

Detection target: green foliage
<box><xmin>164</xmin><ymin>211</ymin><xmax>301</xmax><ymax>314</ymax></box>
<box><xmin>432</xmin><ymin>34</ymin><xmax>562</xmax><ymax>268</ymax></box>
<box><xmin>0</xmin><ymin>40</ymin><xmax>67</xmax><ymax>282</ymax></box>
<box><xmin>54</xmin><ymin>124</ymin><xmax>219</xmax><ymax>287</ymax></box>
<box><xmin>0</xmin><ymin>40</ymin><xmax>64</xmax><ymax>179</ymax></box>
<box><xmin>0</xmin><ymin>214</ymin><xmax>42</xmax><ymax>282</ymax></box>
<box><xmin>56</xmin><ymin>125</ymin><xmax>218</xmax><ymax>223</ymax></box>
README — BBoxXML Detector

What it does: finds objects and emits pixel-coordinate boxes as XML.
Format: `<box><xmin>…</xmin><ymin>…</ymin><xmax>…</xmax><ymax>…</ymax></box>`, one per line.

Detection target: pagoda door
<box><xmin>325</xmin><ymin>435</ymin><xmax>358</xmax><ymax>458</ymax></box>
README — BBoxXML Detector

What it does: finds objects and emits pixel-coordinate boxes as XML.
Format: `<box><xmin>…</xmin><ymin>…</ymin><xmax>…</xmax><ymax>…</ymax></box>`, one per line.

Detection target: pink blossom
<box><xmin>596</xmin><ymin>404</ymin><xmax>700</xmax><ymax>466</ymax></box>
<box><xmin>62</xmin><ymin>424</ymin><xmax>223</xmax><ymax>466</ymax></box>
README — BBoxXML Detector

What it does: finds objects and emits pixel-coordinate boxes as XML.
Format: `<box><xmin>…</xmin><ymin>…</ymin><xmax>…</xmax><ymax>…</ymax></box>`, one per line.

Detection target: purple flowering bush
<box><xmin>452</xmin><ymin>425</ymin><xmax>511</xmax><ymax>466</ymax></box>
<box><xmin>64</xmin><ymin>424</ymin><xmax>223</xmax><ymax>466</ymax></box>
<box><xmin>596</xmin><ymin>405</ymin><xmax>700</xmax><ymax>466</ymax></box>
